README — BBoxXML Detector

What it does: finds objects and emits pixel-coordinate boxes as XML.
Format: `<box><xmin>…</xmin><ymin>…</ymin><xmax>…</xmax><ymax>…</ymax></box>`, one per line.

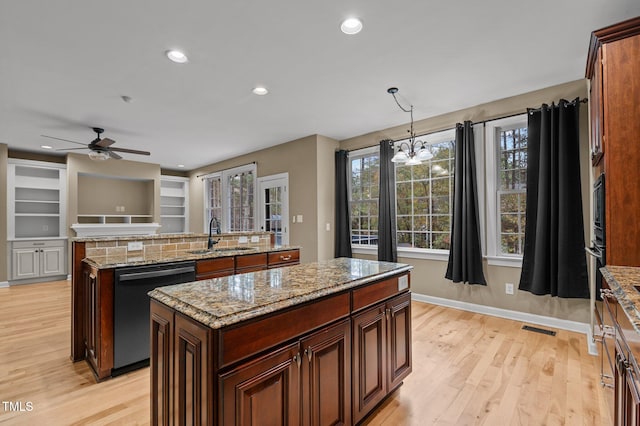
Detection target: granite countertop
<box><xmin>84</xmin><ymin>245</ymin><xmax>300</xmax><ymax>269</ymax></box>
<box><xmin>149</xmin><ymin>257</ymin><xmax>412</xmax><ymax>329</ymax></box>
<box><xmin>601</xmin><ymin>266</ymin><xmax>640</xmax><ymax>333</ymax></box>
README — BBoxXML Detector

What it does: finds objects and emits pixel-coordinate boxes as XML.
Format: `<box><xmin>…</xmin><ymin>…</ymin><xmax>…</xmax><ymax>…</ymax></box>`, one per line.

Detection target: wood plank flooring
<box><xmin>0</xmin><ymin>280</ymin><xmax>612</xmax><ymax>425</ymax></box>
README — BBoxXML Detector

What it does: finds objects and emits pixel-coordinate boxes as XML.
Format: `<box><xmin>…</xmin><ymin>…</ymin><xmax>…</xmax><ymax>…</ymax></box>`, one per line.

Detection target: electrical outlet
<box><xmin>238</xmin><ymin>236</ymin><xmax>248</xmax><ymax>243</ymax></box>
<box><xmin>127</xmin><ymin>241</ymin><xmax>143</xmax><ymax>251</ymax></box>
<box><xmin>505</xmin><ymin>283</ymin><xmax>514</xmax><ymax>295</ymax></box>
<box><xmin>326</xmin><ymin>223</ymin><xmax>331</xmax><ymax>231</ymax></box>
<box><xmin>250</xmin><ymin>236</ymin><xmax>260</xmax><ymax>243</ymax></box>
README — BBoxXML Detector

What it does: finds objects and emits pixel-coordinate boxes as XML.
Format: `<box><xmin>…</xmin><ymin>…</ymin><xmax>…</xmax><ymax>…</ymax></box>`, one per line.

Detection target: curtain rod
<box><xmin>341</xmin><ymin>97</ymin><xmax>588</xmax><ymax>152</ymax></box>
<box><xmin>196</xmin><ymin>161</ymin><xmax>256</xmax><ymax>179</ymax></box>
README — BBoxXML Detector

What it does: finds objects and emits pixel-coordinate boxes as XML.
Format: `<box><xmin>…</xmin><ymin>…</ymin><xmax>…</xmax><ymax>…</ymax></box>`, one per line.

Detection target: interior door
<box><xmin>257</xmin><ymin>174</ymin><xmax>289</xmax><ymax>246</ymax></box>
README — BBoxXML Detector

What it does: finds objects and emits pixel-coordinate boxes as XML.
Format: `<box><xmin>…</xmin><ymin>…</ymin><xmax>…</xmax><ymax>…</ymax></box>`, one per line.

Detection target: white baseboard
<box><xmin>0</xmin><ymin>281</ymin><xmax>8</xmax><ymax>288</ymax></box>
<box><xmin>411</xmin><ymin>293</ymin><xmax>598</xmax><ymax>356</ymax></box>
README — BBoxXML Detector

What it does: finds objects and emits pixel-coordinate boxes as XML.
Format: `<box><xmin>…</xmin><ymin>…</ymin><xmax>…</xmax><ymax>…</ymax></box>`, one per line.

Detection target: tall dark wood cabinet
<box><xmin>587</xmin><ymin>16</ymin><xmax>640</xmax><ymax>266</ymax></box>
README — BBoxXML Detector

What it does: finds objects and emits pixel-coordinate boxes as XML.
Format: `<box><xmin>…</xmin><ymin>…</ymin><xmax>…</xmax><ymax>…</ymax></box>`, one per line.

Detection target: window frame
<box><xmin>395</xmin><ymin>128</ymin><xmax>456</xmax><ymax>261</ymax></box>
<box><xmin>348</xmin><ymin>146</ymin><xmax>380</xmax><ymax>254</ymax></box>
<box><xmin>202</xmin><ymin>163</ymin><xmax>257</xmax><ymax>233</ymax></box>
<box><xmin>485</xmin><ymin>114</ymin><xmax>528</xmax><ymax>267</ymax></box>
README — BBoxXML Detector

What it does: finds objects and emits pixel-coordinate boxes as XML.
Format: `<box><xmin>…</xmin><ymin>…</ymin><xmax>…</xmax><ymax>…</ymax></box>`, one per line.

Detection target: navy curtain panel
<box><xmin>446</xmin><ymin>121</ymin><xmax>486</xmax><ymax>285</ymax></box>
<box><xmin>518</xmin><ymin>100</ymin><xmax>589</xmax><ymax>298</ymax></box>
<box><xmin>334</xmin><ymin>150</ymin><xmax>352</xmax><ymax>258</ymax></box>
<box><xmin>378</xmin><ymin>140</ymin><xmax>397</xmax><ymax>262</ymax></box>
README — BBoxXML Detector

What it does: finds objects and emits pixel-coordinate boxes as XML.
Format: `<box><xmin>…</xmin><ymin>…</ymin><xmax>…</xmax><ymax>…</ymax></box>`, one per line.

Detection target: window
<box><xmin>203</xmin><ymin>164</ymin><xmax>256</xmax><ymax>232</ymax></box>
<box><xmin>486</xmin><ymin>115</ymin><xmax>528</xmax><ymax>263</ymax></box>
<box><xmin>349</xmin><ymin>147</ymin><xmax>379</xmax><ymax>246</ymax></box>
<box><xmin>395</xmin><ymin>130</ymin><xmax>455</xmax><ymax>251</ymax></box>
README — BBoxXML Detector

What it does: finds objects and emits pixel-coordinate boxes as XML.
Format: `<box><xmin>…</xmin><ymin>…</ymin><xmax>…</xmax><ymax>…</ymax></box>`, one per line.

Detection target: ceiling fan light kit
<box><xmin>41</xmin><ymin>127</ymin><xmax>151</xmax><ymax>161</ymax></box>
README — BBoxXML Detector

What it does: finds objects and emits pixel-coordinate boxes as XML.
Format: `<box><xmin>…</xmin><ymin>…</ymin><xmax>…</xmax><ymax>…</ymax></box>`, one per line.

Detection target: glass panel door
<box><xmin>258</xmin><ymin>174</ymin><xmax>289</xmax><ymax>246</ymax></box>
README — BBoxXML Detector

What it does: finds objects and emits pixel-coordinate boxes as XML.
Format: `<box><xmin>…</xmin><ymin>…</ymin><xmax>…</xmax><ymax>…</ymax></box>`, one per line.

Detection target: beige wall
<box><xmin>342</xmin><ymin>79</ymin><xmax>592</xmax><ymax>323</ymax></box>
<box><xmin>316</xmin><ymin>136</ymin><xmax>340</xmax><ymax>261</ymax></box>
<box><xmin>77</xmin><ymin>174</ymin><xmax>154</xmax><ymax>215</ymax></box>
<box><xmin>66</xmin><ymin>153</ymin><xmax>161</xmax><ymax>231</ymax></box>
<box><xmin>0</xmin><ymin>144</ymin><xmax>7</xmax><ymax>283</ymax></box>
<box><xmin>189</xmin><ymin>135</ymin><xmax>326</xmax><ymax>264</ymax></box>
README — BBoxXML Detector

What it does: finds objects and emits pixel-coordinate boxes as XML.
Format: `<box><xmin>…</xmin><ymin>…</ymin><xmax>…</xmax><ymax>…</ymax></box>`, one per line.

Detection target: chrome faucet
<box><xmin>208</xmin><ymin>217</ymin><xmax>221</xmax><ymax>250</ymax></box>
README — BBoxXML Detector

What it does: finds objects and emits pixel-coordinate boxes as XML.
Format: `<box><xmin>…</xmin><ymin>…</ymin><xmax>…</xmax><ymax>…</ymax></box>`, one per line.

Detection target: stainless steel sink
<box><xmin>188</xmin><ymin>249</ymin><xmax>214</xmax><ymax>255</ymax></box>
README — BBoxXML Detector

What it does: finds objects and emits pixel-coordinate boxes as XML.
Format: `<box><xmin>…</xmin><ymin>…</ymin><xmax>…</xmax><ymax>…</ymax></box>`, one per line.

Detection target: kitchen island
<box><xmin>149</xmin><ymin>257</ymin><xmax>412</xmax><ymax>425</ymax></box>
<box><xmin>71</xmin><ymin>232</ymin><xmax>299</xmax><ymax>380</ymax></box>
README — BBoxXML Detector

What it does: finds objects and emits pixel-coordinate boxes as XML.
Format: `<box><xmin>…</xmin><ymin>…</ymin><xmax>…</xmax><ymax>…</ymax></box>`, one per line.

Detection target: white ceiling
<box><xmin>1</xmin><ymin>1</ymin><xmax>639</xmax><ymax>170</ymax></box>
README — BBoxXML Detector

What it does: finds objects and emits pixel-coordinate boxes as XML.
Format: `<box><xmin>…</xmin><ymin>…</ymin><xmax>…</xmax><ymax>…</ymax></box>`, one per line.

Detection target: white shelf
<box><xmin>71</xmin><ymin>223</ymin><xmax>162</xmax><ymax>237</ymax></box>
<box><xmin>160</xmin><ymin>176</ymin><xmax>189</xmax><ymax>233</ymax></box>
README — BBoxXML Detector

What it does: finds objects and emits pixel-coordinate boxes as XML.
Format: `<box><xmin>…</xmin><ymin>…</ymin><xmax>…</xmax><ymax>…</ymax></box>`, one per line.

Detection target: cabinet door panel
<box><xmin>40</xmin><ymin>246</ymin><xmax>64</xmax><ymax>276</ymax></box>
<box><xmin>151</xmin><ymin>301</ymin><xmax>174</xmax><ymax>426</ymax></box>
<box><xmin>219</xmin><ymin>342</ymin><xmax>300</xmax><ymax>426</ymax></box>
<box><xmin>387</xmin><ymin>292</ymin><xmax>412</xmax><ymax>390</ymax></box>
<box><xmin>352</xmin><ymin>303</ymin><xmax>387</xmax><ymax>424</ymax></box>
<box><xmin>12</xmin><ymin>248</ymin><xmax>39</xmax><ymax>279</ymax></box>
<box><xmin>175</xmin><ymin>313</ymin><xmax>213</xmax><ymax>425</ymax></box>
<box><xmin>300</xmin><ymin>319</ymin><xmax>351</xmax><ymax>426</ymax></box>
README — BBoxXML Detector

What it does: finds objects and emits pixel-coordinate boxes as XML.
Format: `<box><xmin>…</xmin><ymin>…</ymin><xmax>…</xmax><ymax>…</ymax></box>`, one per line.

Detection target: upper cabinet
<box><xmin>586</xmin><ymin>16</ymin><xmax>640</xmax><ymax>266</ymax></box>
<box><xmin>160</xmin><ymin>176</ymin><xmax>189</xmax><ymax>233</ymax></box>
<box><xmin>7</xmin><ymin>159</ymin><xmax>67</xmax><ymax>240</ymax></box>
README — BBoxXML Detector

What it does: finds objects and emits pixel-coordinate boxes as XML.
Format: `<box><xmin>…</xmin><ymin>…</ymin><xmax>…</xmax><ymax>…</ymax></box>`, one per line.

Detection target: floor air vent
<box><xmin>522</xmin><ymin>325</ymin><xmax>556</xmax><ymax>336</ymax></box>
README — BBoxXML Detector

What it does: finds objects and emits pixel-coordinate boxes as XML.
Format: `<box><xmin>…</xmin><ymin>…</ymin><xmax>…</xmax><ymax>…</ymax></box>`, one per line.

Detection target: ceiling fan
<box><xmin>41</xmin><ymin>127</ymin><xmax>151</xmax><ymax>160</ymax></box>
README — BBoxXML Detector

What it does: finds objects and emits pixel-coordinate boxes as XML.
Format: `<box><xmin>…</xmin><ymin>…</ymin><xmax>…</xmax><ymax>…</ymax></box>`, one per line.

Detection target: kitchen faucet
<box><xmin>208</xmin><ymin>216</ymin><xmax>221</xmax><ymax>250</ymax></box>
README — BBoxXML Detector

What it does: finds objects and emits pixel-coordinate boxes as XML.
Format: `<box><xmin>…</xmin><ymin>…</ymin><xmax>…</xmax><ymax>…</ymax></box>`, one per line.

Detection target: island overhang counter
<box><xmin>148</xmin><ymin>257</ymin><xmax>413</xmax><ymax>425</ymax></box>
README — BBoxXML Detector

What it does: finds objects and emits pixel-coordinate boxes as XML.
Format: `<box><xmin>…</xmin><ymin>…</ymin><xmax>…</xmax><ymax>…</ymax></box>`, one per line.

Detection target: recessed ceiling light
<box><xmin>177</xmin><ymin>164</ymin><xmax>185</xmax><ymax>168</ymax></box>
<box><xmin>341</xmin><ymin>18</ymin><xmax>363</xmax><ymax>35</ymax></box>
<box><xmin>41</xmin><ymin>145</ymin><xmax>53</xmax><ymax>150</ymax></box>
<box><xmin>252</xmin><ymin>86</ymin><xmax>269</xmax><ymax>96</ymax></box>
<box><xmin>166</xmin><ymin>50</ymin><xmax>188</xmax><ymax>64</ymax></box>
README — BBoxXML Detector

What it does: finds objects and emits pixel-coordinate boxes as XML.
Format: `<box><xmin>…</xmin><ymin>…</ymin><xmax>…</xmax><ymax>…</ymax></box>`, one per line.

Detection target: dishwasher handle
<box><xmin>118</xmin><ymin>266</ymin><xmax>196</xmax><ymax>282</ymax></box>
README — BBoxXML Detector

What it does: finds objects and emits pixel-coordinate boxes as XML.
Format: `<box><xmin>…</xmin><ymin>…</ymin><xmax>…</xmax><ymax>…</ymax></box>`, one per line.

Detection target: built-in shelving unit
<box><xmin>160</xmin><ymin>176</ymin><xmax>189</xmax><ymax>233</ymax></box>
<box><xmin>7</xmin><ymin>159</ymin><xmax>68</xmax><ymax>283</ymax></box>
<box><xmin>76</xmin><ymin>214</ymin><xmax>154</xmax><ymax>224</ymax></box>
<box><xmin>8</xmin><ymin>160</ymin><xmax>67</xmax><ymax>240</ymax></box>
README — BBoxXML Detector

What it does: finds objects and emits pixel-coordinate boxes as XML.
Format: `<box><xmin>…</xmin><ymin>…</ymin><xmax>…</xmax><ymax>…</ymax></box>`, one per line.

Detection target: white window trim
<box><xmin>203</xmin><ymin>163</ymin><xmax>257</xmax><ymax>233</ymax></box>
<box><xmin>349</xmin><ymin>146</ymin><xmax>380</xmax><ymax>250</ymax></box>
<box><xmin>485</xmin><ymin>114</ymin><xmax>527</xmax><ymax>268</ymax></box>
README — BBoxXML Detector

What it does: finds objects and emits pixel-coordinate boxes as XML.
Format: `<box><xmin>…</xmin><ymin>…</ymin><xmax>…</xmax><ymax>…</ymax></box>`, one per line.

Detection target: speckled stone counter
<box><xmin>149</xmin><ymin>257</ymin><xmax>412</xmax><ymax>329</ymax></box>
<box><xmin>601</xmin><ymin>266</ymin><xmax>640</xmax><ymax>333</ymax></box>
<box><xmin>84</xmin><ymin>245</ymin><xmax>300</xmax><ymax>269</ymax></box>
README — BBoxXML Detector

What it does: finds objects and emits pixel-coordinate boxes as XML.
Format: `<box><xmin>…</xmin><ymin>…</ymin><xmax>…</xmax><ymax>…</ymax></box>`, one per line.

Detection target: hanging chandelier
<box><xmin>387</xmin><ymin>87</ymin><xmax>433</xmax><ymax>165</ymax></box>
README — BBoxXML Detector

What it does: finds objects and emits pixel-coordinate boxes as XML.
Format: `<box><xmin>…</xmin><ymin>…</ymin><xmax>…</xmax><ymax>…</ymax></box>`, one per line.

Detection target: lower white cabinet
<box><xmin>11</xmin><ymin>240</ymin><xmax>66</xmax><ymax>281</ymax></box>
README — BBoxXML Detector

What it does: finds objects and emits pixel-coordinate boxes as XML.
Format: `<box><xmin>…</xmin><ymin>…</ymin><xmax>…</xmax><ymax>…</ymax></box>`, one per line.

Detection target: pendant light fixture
<box><xmin>387</xmin><ymin>87</ymin><xmax>433</xmax><ymax>164</ymax></box>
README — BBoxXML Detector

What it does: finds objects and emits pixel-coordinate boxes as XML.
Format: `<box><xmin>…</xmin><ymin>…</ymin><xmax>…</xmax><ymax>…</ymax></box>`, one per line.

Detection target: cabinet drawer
<box><xmin>220</xmin><ymin>292</ymin><xmax>350</xmax><ymax>368</ymax></box>
<box><xmin>13</xmin><ymin>239</ymin><xmax>65</xmax><ymax>249</ymax></box>
<box><xmin>267</xmin><ymin>250</ymin><xmax>299</xmax><ymax>267</ymax></box>
<box><xmin>235</xmin><ymin>253</ymin><xmax>267</xmax><ymax>271</ymax></box>
<box><xmin>352</xmin><ymin>274</ymin><xmax>410</xmax><ymax>313</ymax></box>
<box><xmin>196</xmin><ymin>257</ymin><xmax>234</xmax><ymax>277</ymax></box>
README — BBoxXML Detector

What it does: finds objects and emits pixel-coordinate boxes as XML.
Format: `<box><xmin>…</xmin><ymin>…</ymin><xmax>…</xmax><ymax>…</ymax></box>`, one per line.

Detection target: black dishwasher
<box><xmin>113</xmin><ymin>261</ymin><xmax>196</xmax><ymax>375</ymax></box>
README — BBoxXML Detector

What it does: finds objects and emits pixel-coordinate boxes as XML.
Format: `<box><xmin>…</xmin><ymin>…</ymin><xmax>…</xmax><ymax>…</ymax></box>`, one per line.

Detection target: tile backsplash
<box><xmin>83</xmin><ymin>233</ymin><xmax>272</xmax><ymax>258</ymax></box>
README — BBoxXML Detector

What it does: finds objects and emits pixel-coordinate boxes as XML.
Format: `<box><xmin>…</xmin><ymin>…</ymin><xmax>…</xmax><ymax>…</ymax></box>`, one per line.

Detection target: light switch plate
<box><xmin>238</xmin><ymin>236</ymin><xmax>249</xmax><ymax>243</ymax></box>
<box><xmin>127</xmin><ymin>241</ymin><xmax>143</xmax><ymax>251</ymax></box>
<box><xmin>250</xmin><ymin>236</ymin><xmax>260</xmax><ymax>243</ymax></box>
<box><xmin>296</xmin><ymin>215</ymin><xmax>303</xmax><ymax>223</ymax></box>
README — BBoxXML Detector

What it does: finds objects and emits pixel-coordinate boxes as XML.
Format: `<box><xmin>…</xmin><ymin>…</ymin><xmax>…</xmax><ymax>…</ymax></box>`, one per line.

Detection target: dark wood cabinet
<box><xmin>196</xmin><ymin>257</ymin><xmax>234</xmax><ymax>280</ymax></box>
<box><xmin>352</xmin><ymin>292</ymin><xmax>412</xmax><ymax>424</ymax></box>
<box><xmin>219</xmin><ymin>342</ymin><xmax>301</xmax><ymax>425</ymax></box>
<box><xmin>586</xmin><ymin>17</ymin><xmax>640</xmax><ymax>266</ymax></box>
<box><xmin>300</xmin><ymin>319</ymin><xmax>351</xmax><ymax>426</ymax></box>
<box><xmin>150</xmin><ymin>271</ymin><xmax>411</xmax><ymax>425</ymax></box>
<box><xmin>234</xmin><ymin>253</ymin><xmax>268</xmax><ymax>274</ymax></box>
<box><xmin>267</xmin><ymin>249</ymin><xmax>300</xmax><ymax>268</ymax></box>
<box><xmin>82</xmin><ymin>264</ymin><xmax>113</xmax><ymax>381</ymax></box>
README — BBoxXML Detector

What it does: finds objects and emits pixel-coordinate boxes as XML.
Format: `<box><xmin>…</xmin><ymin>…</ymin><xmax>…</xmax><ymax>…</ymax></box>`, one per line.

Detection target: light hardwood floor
<box><xmin>0</xmin><ymin>280</ymin><xmax>612</xmax><ymax>425</ymax></box>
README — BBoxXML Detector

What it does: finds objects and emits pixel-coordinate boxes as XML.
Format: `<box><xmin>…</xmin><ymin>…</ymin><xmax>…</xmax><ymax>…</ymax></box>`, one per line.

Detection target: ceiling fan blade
<box><xmin>95</xmin><ymin>137</ymin><xmax>115</xmax><ymax>148</ymax></box>
<box><xmin>41</xmin><ymin>135</ymin><xmax>87</xmax><ymax>146</ymax></box>
<box><xmin>108</xmin><ymin>151</ymin><xmax>123</xmax><ymax>160</ymax></box>
<box><xmin>56</xmin><ymin>147</ymin><xmax>90</xmax><ymax>151</ymax></box>
<box><xmin>109</xmin><ymin>147</ymin><xmax>151</xmax><ymax>156</ymax></box>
